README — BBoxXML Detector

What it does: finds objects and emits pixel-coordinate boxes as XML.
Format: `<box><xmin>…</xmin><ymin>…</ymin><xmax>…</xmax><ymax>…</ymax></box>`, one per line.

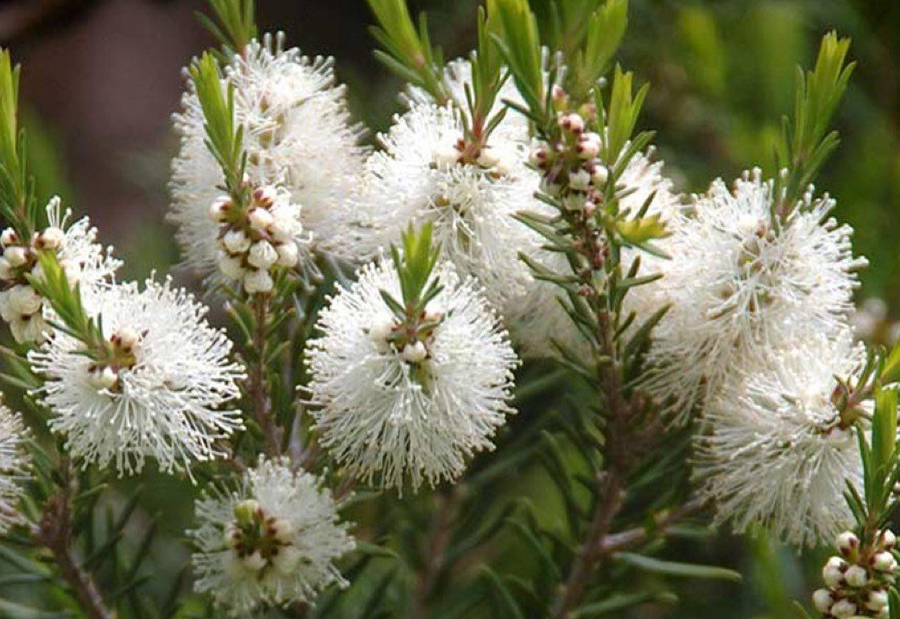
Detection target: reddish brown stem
<box><xmin>249</xmin><ymin>294</ymin><xmax>281</xmax><ymax>457</ymax></box>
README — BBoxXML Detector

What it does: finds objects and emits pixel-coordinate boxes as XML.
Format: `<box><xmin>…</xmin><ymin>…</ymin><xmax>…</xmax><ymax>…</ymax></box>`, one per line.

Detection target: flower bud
<box><xmin>88</xmin><ymin>366</ymin><xmax>119</xmax><ymax>391</ymax></box>
<box><xmin>569</xmin><ymin>169</ymin><xmax>592</xmax><ymax>191</ymax></box>
<box><xmin>253</xmin><ymin>186</ymin><xmax>277</xmax><ymax>208</ymax></box>
<box><xmin>0</xmin><ymin>291</ymin><xmax>12</xmax><ymax>323</ymax></box>
<box><xmin>844</xmin><ymin>564</ymin><xmax>868</xmax><ymax>587</ymax></box>
<box><xmin>272</xmin><ymin>545</ymin><xmax>301</xmax><ymax>575</ymax></box>
<box><xmin>559</xmin><ymin>113</ymin><xmax>584</xmax><ymax>134</ymax></box>
<box><xmin>836</xmin><ymin>531</ymin><xmax>859</xmax><ymax>555</ymax></box>
<box><xmin>270</xmin><ymin>518</ymin><xmax>294</xmax><ymax>544</ymax></box>
<box><xmin>241</xmin><ymin>550</ymin><xmax>267</xmax><ymax>572</ymax></box>
<box><xmin>114</xmin><ymin>328</ymin><xmax>141</xmax><ymax>353</ymax></box>
<box><xmin>3</xmin><ymin>246</ymin><xmax>28</xmax><ymax>268</ymax></box>
<box><xmin>247</xmin><ymin>241</ymin><xmax>278</xmax><ymax>269</ymax></box>
<box><xmin>233</xmin><ymin>499</ymin><xmax>260</xmax><ymax>526</ymax></box>
<box><xmin>0</xmin><ymin>258</ymin><xmax>13</xmax><ymax>281</ymax></box>
<box><xmin>872</xmin><ymin>551</ymin><xmax>897</xmax><ymax>573</ymax></box>
<box><xmin>10</xmin><ymin>314</ymin><xmax>44</xmax><ymax>344</ymax></box>
<box><xmin>529</xmin><ymin>147</ymin><xmax>548</xmax><ymax>167</ymax></box>
<box><xmin>217</xmin><ymin>251</ymin><xmax>246</xmax><ymax>280</ymax></box>
<box><xmin>830</xmin><ymin>599</ymin><xmax>856</xmax><ymax>619</ymax></box>
<box><xmin>577</xmin><ymin>133</ymin><xmax>602</xmax><ymax>159</ymax></box>
<box><xmin>8</xmin><ymin>285</ymin><xmax>42</xmax><ymax>316</ymax></box>
<box><xmin>248</xmin><ymin>207</ymin><xmax>275</xmax><ymax>232</ymax></box>
<box><xmin>424</xmin><ymin>302</ymin><xmax>445</xmax><ymax>323</ymax></box>
<box><xmin>269</xmin><ymin>215</ymin><xmax>295</xmax><ymax>244</ymax></box>
<box><xmin>866</xmin><ymin>589</ymin><xmax>890</xmax><ymax>611</ymax></box>
<box><xmin>223</xmin><ymin>229</ymin><xmax>251</xmax><ymax>254</ymax></box>
<box><xmin>811</xmin><ymin>589</ymin><xmax>832</xmax><ymax>613</ymax></box>
<box><xmin>476</xmin><ymin>148</ymin><xmax>501</xmax><ymax>169</ymax></box>
<box><xmin>368</xmin><ymin>318</ymin><xmax>394</xmax><ymax>351</ymax></box>
<box><xmin>0</xmin><ymin>228</ymin><xmax>18</xmax><ymax>247</ymax></box>
<box><xmin>402</xmin><ymin>341</ymin><xmax>428</xmax><ymax>363</ymax></box>
<box><xmin>880</xmin><ymin>529</ymin><xmax>896</xmax><ymax>550</ymax></box>
<box><xmin>551</xmin><ymin>84</ymin><xmax>568</xmax><ymax>108</ymax></box>
<box><xmin>432</xmin><ymin>144</ymin><xmax>460</xmax><ymax>168</ymax></box>
<box><xmin>591</xmin><ymin>165</ymin><xmax>609</xmax><ymax>187</ymax></box>
<box><xmin>208</xmin><ymin>196</ymin><xmax>232</xmax><ymax>222</ymax></box>
<box><xmin>823</xmin><ymin>556</ymin><xmax>846</xmax><ymax>587</ymax></box>
<box><xmin>36</xmin><ymin>227</ymin><xmax>65</xmax><ymax>251</ymax></box>
<box><xmin>243</xmin><ymin>269</ymin><xmax>274</xmax><ymax>295</ymax></box>
<box><xmin>275</xmin><ymin>242</ymin><xmax>299</xmax><ymax>268</ymax></box>
<box><xmin>223</xmin><ymin>523</ymin><xmax>241</xmax><ymax>549</ymax></box>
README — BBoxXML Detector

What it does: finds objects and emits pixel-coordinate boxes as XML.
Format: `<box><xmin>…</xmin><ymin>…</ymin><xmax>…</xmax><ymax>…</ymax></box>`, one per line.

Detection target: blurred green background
<box><xmin>3</xmin><ymin>0</ymin><xmax>900</xmax><ymax>617</ymax></box>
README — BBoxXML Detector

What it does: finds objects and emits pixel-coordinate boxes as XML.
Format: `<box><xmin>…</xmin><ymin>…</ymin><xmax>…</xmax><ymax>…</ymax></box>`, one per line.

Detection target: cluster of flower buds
<box><xmin>368</xmin><ymin>303</ymin><xmax>445</xmax><ymax>364</ymax></box>
<box><xmin>86</xmin><ymin>328</ymin><xmax>142</xmax><ymax>392</ymax></box>
<box><xmin>813</xmin><ymin>530</ymin><xmax>897</xmax><ymax>618</ymax></box>
<box><xmin>0</xmin><ymin>224</ymin><xmax>71</xmax><ymax>343</ymax></box>
<box><xmin>223</xmin><ymin>499</ymin><xmax>301</xmax><ymax>576</ymax></box>
<box><xmin>432</xmin><ymin>136</ymin><xmax>512</xmax><ymax>178</ymax></box>
<box><xmin>529</xmin><ymin>110</ymin><xmax>609</xmax><ymax>210</ymax></box>
<box><xmin>209</xmin><ymin>185</ymin><xmax>300</xmax><ymax>295</ymax></box>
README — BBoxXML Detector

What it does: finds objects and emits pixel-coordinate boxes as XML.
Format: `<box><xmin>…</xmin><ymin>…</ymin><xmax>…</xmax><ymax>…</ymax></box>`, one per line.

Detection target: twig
<box><xmin>249</xmin><ymin>294</ymin><xmax>281</xmax><ymax>457</ymax></box>
<box><xmin>598</xmin><ymin>497</ymin><xmax>709</xmax><ymax>554</ymax></box>
<box><xmin>550</xmin><ymin>473</ymin><xmax>625</xmax><ymax>619</ymax></box>
<box><xmin>36</xmin><ymin>459</ymin><xmax>114</xmax><ymax>619</ymax></box>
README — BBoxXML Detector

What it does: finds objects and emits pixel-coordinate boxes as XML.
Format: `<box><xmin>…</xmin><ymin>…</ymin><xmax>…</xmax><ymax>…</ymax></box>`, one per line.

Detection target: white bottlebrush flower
<box><xmin>696</xmin><ymin>330</ymin><xmax>864</xmax><ymax>547</ymax></box>
<box><xmin>0</xmin><ymin>197</ymin><xmax>120</xmax><ymax>344</ymax></box>
<box><xmin>355</xmin><ymin>90</ymin><xmax>545</xmax><ymax>311</ymax></box>
<box><xmin>643</xmin><ymin>169</ymin><xmax>866</xmax><ymax>420</ymax></box>
<box><xmin>0</xmin><ymin>404</ymin><xmax>29</xmax><ymax>533</ymax></box>
<box><xmin>508</xmin><ymin>149</ymin><xmax>681</xmax><ymax>358</ymax></box>
<box><xmin>28</xmin><ymin>278</ymin><xmax>244</xmax><ymax>476</ymax></box>
<box><xmin>190</xmin><ymin>458</ymin><xmax>354</xmax><ymax>616</ymax></box>
<box><xmin>170</xmin><ymin>32</ymin><xmax>366</xmax><ymax>274</ymax></box>
<box><xmin>305</xmin><ymin>260</ymin><xmax>519</xmax><ymax>491</ymax></box>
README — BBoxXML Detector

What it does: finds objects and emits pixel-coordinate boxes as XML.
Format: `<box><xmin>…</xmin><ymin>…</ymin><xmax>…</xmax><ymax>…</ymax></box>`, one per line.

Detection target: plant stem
<box><xmin>598</xmin><ymin>497</ymin><xmax>708</xmax><ymax>554</ymax></box>
<box><xmin>250</xmin><ymin>293</ymin><xmax>281</xmax><ymax>457</ymax></box>
<box><xmin>549</xmin><ymin>186</ymin><xmax>661</xmax><ymax>619</ymax></box>
<box><xmin>37</xmin><ymin>459</ymin><xmax>114</xmax><ymax>619</ymax></box>
<box><xmin>550</xmin><ymin>473</ymin><xmax>625</xmax><ymax>619</ymax></box>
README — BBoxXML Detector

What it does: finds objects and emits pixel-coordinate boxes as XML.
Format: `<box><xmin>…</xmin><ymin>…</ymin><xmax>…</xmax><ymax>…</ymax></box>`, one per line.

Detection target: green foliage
<box><xmin>366</xmin><ymin>0</ymin><xmax>450</xmax><ymax>104</ymax></box>
<box><xmin>460</xmin><ymin>7</ymin><xmax>507</xmax><ymax>144</ymax></box>
<box><xmin>188</xmin><ymin>53</ymin><xmax>246</xmax><ymax>198</ymax></box>
<box><xmin>567</xmin><ymin>0</ymin><xmax>628</xmax><ymax>105</ymax></box>
<box><xmin>490</xmin><ymin>0</ymin><xmax>545</xmax><ymax>123</ymax></box>
<box><xmin>601</xmin><ymin>66</ymin><xmax>650</xmax><ymax>168</ymax></box>
<box><xmin>0</xmin><ymin>50</ymin><xmax>39</xmax><ymax>238</ymax></box>
<box><xmin>774</xmin><ymin>31</ymin><xmax>854</xmax><ymax>215</ymax></box>
<box><xmin>197</xmin><ymin>0</ymin><xmax>257</xmax><ymax>54</ymax></box>
<box><xmin>384</xmin><ymin>223</ymin><xmax>443</xmax><ymax>319</ymax></box>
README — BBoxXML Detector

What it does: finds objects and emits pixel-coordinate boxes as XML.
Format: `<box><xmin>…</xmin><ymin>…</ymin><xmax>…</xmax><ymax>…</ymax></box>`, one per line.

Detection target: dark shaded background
<box><xmin>3</xmin><ymin>0</ymin><xmax>900</xmax><ymax>616</ymax></box>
